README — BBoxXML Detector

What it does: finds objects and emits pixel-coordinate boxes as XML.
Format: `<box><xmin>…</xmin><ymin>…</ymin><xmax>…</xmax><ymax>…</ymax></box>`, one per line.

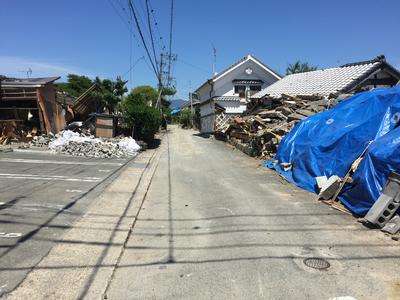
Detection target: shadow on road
<box><xmin>192</xmin><ymin>133</ymin><xmax>211</xmax><ymax>139</ymax></box>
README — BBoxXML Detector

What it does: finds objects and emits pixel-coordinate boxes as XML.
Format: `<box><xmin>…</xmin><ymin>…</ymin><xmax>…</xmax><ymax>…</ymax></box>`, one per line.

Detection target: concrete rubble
<box><xmin>28</xmin><ymin>130</ymin><xmax>141</xmax><ymax>158</ymax></box>
<box><xmin>50</xmin><ymin>130</ymin><xmax>141</xmax><ymax>158</ymax></box>
<box><xmin>381</xmin><ymin>215</ymin><xmax>400</xmax><ymax>234</ymax></box>
<box><xmin>318</xmin><ymin>175</ymin><xmax>342</xmax><ymax>200</ymax></box>
<box><xmin>215</xmin><ymin>93</ymin><xmax>341</xmax><ymax>159</ymax></box>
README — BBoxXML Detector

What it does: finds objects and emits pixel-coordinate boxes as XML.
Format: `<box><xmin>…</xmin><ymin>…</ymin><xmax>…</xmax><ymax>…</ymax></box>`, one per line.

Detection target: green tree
<box><xmin>93</xmin><ymin>77</ymin><xmax>128</xmax><ymax>114</ymax></box>
<box><xmin>286</xmin><ymin>61</ymin><xmax>318</xmax><ymax>75</ymax></box>
<box><xmin>160</xmin><ymin>86</ymin><xmax>176</xmax><ymax>108</ymax></box>
<box><xmin>179</xmin><ymin>108</ymin><xmax>192</xmax><ymax>128</ymax></box>
<box><xmin>126</xmin><ymin>85</ymin><xmax>159</xmax><ymax>107</ymax></box>
<box><xmin>123</xmin><ymin>85</ymin><xmax>161</xmax><ymax>141</ymax></box>
<box><xmin>56</xmin><ymin>74</ymin><xmax>93</xmax><ymax>97</ymax></box>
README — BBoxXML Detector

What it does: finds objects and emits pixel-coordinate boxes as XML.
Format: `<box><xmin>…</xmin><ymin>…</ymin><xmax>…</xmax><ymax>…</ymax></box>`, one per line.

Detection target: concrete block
<box><xmin>315</xmin><ymin>176</ymin><xmax>328</xmax><ymax>191</ymax></box>
<box><xmin>318</xmin><ymin>175</ymin><xmax>341</xmax><ymax>200</ymax></box>
<box><xmin>382</xmin><ymin>215</ymin><xmax>400</xmax><ymax>234</ymax></box>
<box><xmin>364</xmin><ymin>172</ymin><xmax>400</xmax><ymax>228</ymax></box>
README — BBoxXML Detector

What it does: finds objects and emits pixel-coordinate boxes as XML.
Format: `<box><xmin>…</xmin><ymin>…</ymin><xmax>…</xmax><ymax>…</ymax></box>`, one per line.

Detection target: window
<box><xmin>234</xmin><ymin>85</ymin><xmax>246</xmax><ymax>94</ymax></box>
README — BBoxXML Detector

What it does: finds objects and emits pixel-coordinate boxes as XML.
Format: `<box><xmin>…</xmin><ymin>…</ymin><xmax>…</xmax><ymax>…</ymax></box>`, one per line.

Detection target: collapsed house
<box><xmin>195</xmin><ymin>55</ymin><xmax>282</xmax><ymax>133</ymax></box>
<box><xmin>0</xmin><ymin>76</ymin><xmax>68</xmax><ymax>141</ymax></box>
<box><xmin>216</xmin><ymin>56</ymin><xmax>400</xmax><ymax>159</ymax></box>
<box><xmin>213</xmin><ymin>55</ymin><xmax>400</xmax><ymax>230</ymax></box>
<box><xmin>266</xmin><ymin>86</ymin><xmax>400</xmax><ymax>227</ymax></box>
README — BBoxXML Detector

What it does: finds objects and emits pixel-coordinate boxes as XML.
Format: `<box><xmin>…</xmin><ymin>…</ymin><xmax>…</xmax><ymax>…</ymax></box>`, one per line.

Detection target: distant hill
<box><xmin>170</xmin><ymin>99</ymin><xmax>187</xmax><ymax>109</ymax></box>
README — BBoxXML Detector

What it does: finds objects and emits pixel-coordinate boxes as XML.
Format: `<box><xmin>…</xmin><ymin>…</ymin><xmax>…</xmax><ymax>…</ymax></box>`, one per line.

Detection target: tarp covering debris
<box><xmin>171</xmin><ymin>108</ymin><xmax>182</xmax><ymax>115</ymax></box>
<box><xmin>340</xmin><ymin>125</ymin><xmax>400</xmax><ymax>215</ymax></box>
<box><xmin>265</xmin><ymin>86</ymin><xmax>400</xmax><ymax>215</ymax></box>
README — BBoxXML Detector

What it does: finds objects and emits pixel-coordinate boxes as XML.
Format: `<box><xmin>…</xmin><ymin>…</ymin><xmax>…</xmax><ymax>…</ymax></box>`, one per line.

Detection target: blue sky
<box><xmin>1</xmin><ymin>0</ymin><xmax>399</xmax><ymax>99</ymax></box>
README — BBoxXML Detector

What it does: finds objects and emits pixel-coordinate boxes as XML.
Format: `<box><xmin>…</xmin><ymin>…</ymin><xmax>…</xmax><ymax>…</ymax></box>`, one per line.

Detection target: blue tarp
<box><xmin>340</xmin><ymin>125</ymin><xmax>400</xmax><ymax>215</ymax></box>
<box><xmin>265</xmin><ymin>86</ymin><xmax>400</xmax><ymax>215</ymax></box>
<box><xmin>171</xmin><ymin>108</ymin><xmax>182</xmax><ymax>115</ymax></box>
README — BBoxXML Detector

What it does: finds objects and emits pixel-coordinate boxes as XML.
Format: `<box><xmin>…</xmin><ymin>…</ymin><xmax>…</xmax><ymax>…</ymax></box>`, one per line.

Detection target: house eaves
<box><xmin>0</xmin><ymin>76</ymin><xmax>61</xmax><ymax>88</ymax></box>
<box><xmin>195</xmin><ymin>54</ymin><xmax>282</xmax><ymax>93</ymax></box>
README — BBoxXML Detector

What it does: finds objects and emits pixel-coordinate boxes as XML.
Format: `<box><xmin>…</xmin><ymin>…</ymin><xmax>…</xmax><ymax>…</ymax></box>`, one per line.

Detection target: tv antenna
<box><xmin>212</xmin><ymin>44</ymin><xmax>217</xmax><ymax>76</ymax></box>
<box><xmin>18</xmin><ymin>68</ymin><xmax>32</xmax><ymax>78</ymax></box>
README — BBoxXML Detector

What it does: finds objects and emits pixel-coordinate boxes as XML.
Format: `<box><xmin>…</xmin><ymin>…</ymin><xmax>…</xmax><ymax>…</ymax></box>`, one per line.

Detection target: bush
<box><xmin>124</xmin><ymin>104</ymin><xmax>161</xmax><ymax>142</ymax></box>
<box><xmin>123</xmin><ymin>86</ymin><xmax>161</xmax><ymax>142</ymax></box>
<box><xmin>179</xmin><ymin>108</ymin><xmax>192</xmax><ymax>128</ymax></box>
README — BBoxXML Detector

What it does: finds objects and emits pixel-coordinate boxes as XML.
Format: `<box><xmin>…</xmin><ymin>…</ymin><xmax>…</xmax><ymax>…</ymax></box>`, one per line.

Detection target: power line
<box><xmin>145</xmin><ymin>0</ymin><xmax>158</xmax><ymax>68</ymax></box>
<box><xmin>107</xmin><ymin>0</ymin><xmax>141</xmax><ymax>49</ymax></box>
<box><xmin>128</xmin><ymin>0</ymin><xmax>159</xmax><ymax>79</ymax></box>
<box><xmin>107</xmin><ymin>0</ymin><xmax>144</xmax><ymax>87</ymax></box>
<box><xmin>177</xmin><ymin>58</ymin><xmax>210</xmax><ymax>75</ymax></box>
<box><xmin>131</xmin><ymin>0</ymin><xmax>154</xmax><ymax>47</ymax></box>
<box><xmin>147</xmin><ymin>0</ymin><xmax>165</xmax><ymax>52</ymax></box>
<box><xmin>128</xmin><ymin>4</ymin><xmax>133</xmax><ymax>84</ymax></box>
<box><xmin>121</xmin><ymin>56</ymin><xmax>145</xmax><ymax>78</ymax></box>
<box><xmin>107</xmin><ymin>0</ymin><xmax>132</xmax><ymax>34</ymax></box>
<box><xmin>115</xmin><ymin>0</ymin><xmax>130</xmax><ymax>22</ymax></box>
<box><xmin>166</xmin><ymin>0</ymin><xmax>174</xmax><ymax>84</ymax></box>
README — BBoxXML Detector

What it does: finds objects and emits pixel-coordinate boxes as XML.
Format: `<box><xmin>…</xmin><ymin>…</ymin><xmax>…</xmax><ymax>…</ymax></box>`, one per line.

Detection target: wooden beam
<box><xmin>36</xmin><ymin>90</ymin><xmax>51</xmax><ymax>134</ymax></box>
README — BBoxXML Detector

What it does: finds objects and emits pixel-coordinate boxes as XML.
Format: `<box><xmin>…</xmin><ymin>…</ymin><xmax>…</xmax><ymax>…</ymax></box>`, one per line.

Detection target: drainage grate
<box><xmin>303</xmin><ymin>257</ymin><xmax>330</xmax><ymax>270</ymax></box>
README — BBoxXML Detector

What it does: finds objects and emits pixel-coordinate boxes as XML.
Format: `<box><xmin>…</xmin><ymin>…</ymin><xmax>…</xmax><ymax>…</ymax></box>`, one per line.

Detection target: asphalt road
<box><xmin>105</xmin><ymin>126</ymin><xmax>400</xmax><ymax>300</ymax></box>
<box><xmin>0</xmin><ymin>150</ymin><xmax>131</xmax><ymax>295</ymax></box>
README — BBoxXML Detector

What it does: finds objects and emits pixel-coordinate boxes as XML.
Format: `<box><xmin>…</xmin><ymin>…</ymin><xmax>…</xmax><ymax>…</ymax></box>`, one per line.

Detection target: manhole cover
<box><xmin>303</xmin><ymin>257</ymin><xmax>330</xmax><ymax>270</ymax></box>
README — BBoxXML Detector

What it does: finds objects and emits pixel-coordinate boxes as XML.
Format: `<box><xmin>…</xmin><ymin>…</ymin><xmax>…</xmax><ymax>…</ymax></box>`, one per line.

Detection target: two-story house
<box><xmin>195</xmin><ymin>55</ymin><xmax>281</xmax><ymax>133</ymax></box>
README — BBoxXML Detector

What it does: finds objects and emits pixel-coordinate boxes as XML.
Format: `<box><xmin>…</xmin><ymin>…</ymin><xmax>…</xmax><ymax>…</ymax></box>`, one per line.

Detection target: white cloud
<box><xmin>0</xmin><ymin>56</ymin><xmax>94</xmax><ymax>80</ymax></box>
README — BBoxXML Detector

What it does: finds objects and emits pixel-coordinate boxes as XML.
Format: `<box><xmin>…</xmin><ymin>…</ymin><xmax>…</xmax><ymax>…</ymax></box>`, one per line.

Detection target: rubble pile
<box><xmin>0</xmin><ymin>120</ymin><xmax>37</xmax><ymax>145</ymax></box>
<box><xmin>30</xmin><ymin>134</ymin><xmax>54</xmax><ymax>147</ymax></box>
<box><xmin>47</xmin><ymin>130</ymin><xmax>141</xmax><ymax>158</ymax></box>
<box><xmin>0</xmin><ymin>120</ymin><xmax>142</xmax><ymax>158</ymax></box>
<box><xmin>216</xmin><ymin>94</ymin><xmax>341</xmax><ymax>159</ymax></box>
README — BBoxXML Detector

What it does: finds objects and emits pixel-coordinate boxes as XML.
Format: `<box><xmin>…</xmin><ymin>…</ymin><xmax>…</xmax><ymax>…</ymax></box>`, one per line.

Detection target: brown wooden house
<box><xmin>0</xmin><ymin>76</ymin><xmax>67</xmax><ymax>134</ymax></box>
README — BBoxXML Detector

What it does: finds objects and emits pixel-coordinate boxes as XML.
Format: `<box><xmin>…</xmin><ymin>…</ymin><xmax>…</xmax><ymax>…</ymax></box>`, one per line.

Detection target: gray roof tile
<box><xmin>252</xmin><ymin>60</ymin><xmax>383</xmax><ymax>99</ymax></box>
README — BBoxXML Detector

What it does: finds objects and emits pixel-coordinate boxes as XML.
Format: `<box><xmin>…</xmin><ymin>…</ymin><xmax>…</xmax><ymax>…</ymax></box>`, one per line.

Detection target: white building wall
<box><xmin>201</xmin><ymin>115</ymin><xmax>214</xmax><ymax>133</ymax></box>
<box><xmin>216</xmin><ymin>101</ymin><xmax>246</xmax><ymax>114</ymax></box>
<box><xmin>213</xmin><ymin>60</ymin><xmax>279</xmax><ymax>97</ymax></box>
<box><xmin>199</xmin><ymin>101</ymin><xmax>214</xmax><ymax>116</ymax></box>
<box><xmin>197</xmin><ymin>84</ymin><xmax>212</xmax><ymax>102</ymax></box>
<box><xmin>196</xmin><ymin>56</ymin><xmax>281</xmax><ymax>133</ymax></box>
<box><xmin>196</xmin><ymin>59</ymin><xmax>280</xmax><ymax>101</ymax></box>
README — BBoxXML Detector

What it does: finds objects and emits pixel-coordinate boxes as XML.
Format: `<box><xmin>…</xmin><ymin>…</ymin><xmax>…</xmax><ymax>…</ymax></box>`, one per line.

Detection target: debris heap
<box><xmin>0</xmin><ymin>121</ymin><xmax>38</xmax><ymax>145</ymax></box>
<box><xmin>216</xmin><ymin>94</ymin><xmax>341</xmax><ymax>159</ymax></box>
<box><xmin>47</xmin><ymin>130</ymin><xmax>141</xmax><ymax>158</ymax></box>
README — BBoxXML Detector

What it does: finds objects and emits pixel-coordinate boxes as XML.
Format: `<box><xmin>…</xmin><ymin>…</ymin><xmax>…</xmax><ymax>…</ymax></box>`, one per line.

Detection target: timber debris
<box><xmin>215</xmin><ymin>94</ymin><xmax>340</xmax><ymax>159</ymax></box>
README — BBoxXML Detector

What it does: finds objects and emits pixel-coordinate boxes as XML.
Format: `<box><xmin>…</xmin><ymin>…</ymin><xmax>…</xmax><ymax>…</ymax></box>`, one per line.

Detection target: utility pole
<box><xmin>156</xmin><ymin>52</ymin><xmax>164</xmax><ymax>110</ymax></box>
<box><xmin>158</xmin><ymin>52</ymin><xmax>164</xmax><ymax>91</ymax></box>
<box><xmin>189</xmin><ymin>80</ymin><xmax>193</xmax><ymax>127</ymax></box>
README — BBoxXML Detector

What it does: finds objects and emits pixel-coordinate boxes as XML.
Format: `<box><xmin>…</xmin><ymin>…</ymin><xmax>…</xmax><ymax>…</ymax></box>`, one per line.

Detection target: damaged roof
<box><xmin>0</xmin><ymin>76</ymin><xmax>61</xmax><ymax>88</ymax></box>
<box><xmin>252</xmin><ymin>56</ymin><xmax>400</xmax><ymax>99</ymax></box>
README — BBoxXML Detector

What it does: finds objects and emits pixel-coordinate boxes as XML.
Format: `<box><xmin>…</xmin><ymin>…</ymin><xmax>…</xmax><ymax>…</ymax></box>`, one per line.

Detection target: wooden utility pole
<box><xmin>156</xmin><ymin>52</ymin><xmax>164</xmax><ymax>110</ymax></box>
<box><xmin>189</xmin><ymin>80</ymin><xmax>193</xmax><ymax>127</ymax></box>
<box><xmin>158</xmin><ymin>52</ymin><xmax>164</xmax><ymax>91</ymax></box>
